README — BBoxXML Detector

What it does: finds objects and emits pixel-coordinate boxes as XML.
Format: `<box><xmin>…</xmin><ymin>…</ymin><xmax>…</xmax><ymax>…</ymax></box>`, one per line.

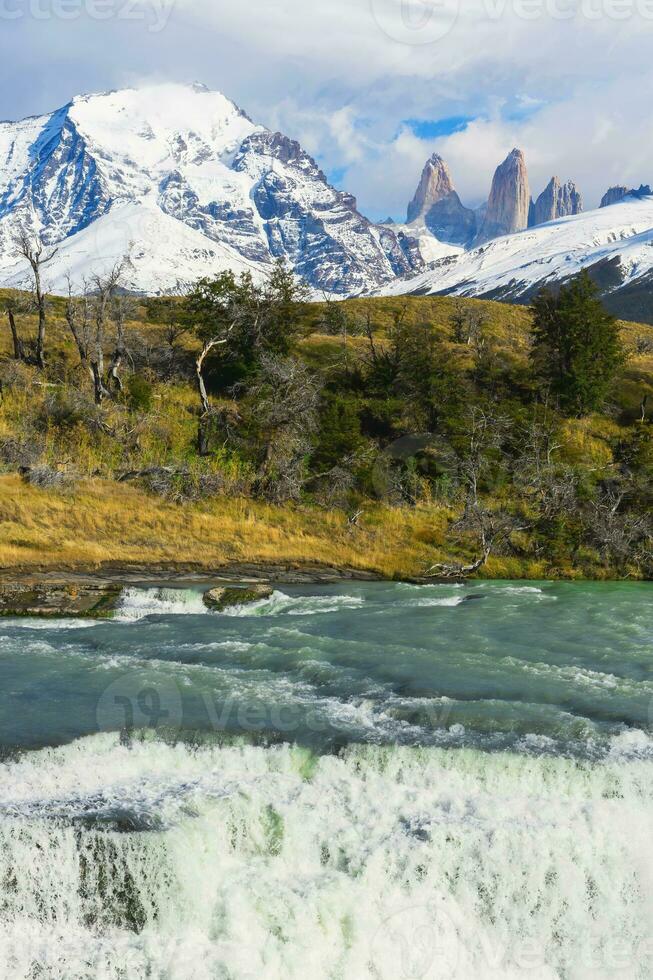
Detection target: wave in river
<box><xmin>114</xmin><ymin>587</ymin><xmax>367</xmax><ymax>621</ymax></box>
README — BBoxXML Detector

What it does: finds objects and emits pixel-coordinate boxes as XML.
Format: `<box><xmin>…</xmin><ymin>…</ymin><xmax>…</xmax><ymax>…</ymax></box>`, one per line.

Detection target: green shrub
<box><xmin>126</xmin><ymin>374</ymin><xmax>154</xmax><ymax>414</ymax></box>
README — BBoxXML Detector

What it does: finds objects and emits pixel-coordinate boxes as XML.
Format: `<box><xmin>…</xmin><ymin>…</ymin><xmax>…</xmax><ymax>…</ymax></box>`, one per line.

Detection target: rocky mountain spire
<box><xmin>407</xmin><ymin>153</ymin><xmax>477</xmax><ymax>246</ymax></box>
<box><xmin>531</xmin><ymin>177</ymin><xmax>583</xmax><ymax>226</ymax></box>
<box><xmin>475</xmin><ymin>148</ymin><xmax>530</xmax><ymax>245</ymax></box>
<box><xmin>407</xmin><ymin>154</ymin><xmax>454</xmax><ymax>222</ymax></box>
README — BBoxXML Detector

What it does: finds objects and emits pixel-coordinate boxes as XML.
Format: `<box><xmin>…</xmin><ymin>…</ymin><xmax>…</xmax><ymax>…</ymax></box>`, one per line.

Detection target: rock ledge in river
<box><xmin>203</xmin><ymin>584</ymin><xmax>273</xmax><ymax>611</ymax></box>
<box><xmin>0</xmin><ymin>581</ymin><xmax>123</xmax><ymax>617</ymax></box>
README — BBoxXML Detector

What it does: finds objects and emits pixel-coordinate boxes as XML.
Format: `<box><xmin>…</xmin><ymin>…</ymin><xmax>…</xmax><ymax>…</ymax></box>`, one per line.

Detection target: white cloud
<box><xmin>1</xmin><ymin>0</ymin><xmax>653</xmax><ymax>218</ymax></box>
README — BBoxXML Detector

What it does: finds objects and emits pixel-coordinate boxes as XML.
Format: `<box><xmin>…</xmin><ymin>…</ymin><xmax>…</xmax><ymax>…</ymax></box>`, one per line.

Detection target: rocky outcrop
<box><xmin>203</xmin><ymin>584</ymin><xmax>273</xmax><ymax>611</ymax></box>
<box><xmin>407</xmin><ymin>154</ymin><xmax>455</xmax><ymax>222</ymax></box>
<box><xmin>600</xmin><ymin>186</ymin><xmax>630</xmax><ymax>208</ymax></box>
<box><xmin>475</xmin><ymin>149</ymin><xmax>530</xmax><ymax>245</ymax></box>
<box><xmin>601</xmin><ymin>184</ymin><xmax>652</xmax><ymax>207</ymax></box>
<box><xmin>0</xmin><ymin>580</ymin><xmax>122</xmax><ymax>617</ymax></box>
<box><xmin>531</xmin><ymin>177</ymin><xmax>583</xmax><ymax>226</ymax></box>
<box><xmin>407</xmin><ymin>154</ymin><xmax>477</xmax><ymax>246</ymax></box>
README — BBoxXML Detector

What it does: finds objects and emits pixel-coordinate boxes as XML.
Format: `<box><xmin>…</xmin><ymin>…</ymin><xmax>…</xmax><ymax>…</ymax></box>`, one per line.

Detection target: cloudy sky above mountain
<box><xmin>3</xmin><ymin>0</ymin><xmax>653</xmax><ymax>220</ymax></box>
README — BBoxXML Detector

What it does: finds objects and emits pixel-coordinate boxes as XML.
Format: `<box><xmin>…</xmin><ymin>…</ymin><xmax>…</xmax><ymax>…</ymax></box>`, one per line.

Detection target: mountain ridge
<box><xmin>0</xmin><ymin>82</ymin><xmax>422</xmax><ymax>296</ymax></box>
<box><xmin>379</xmin><ymin>193</ymin><xmax>653</xmax><ymax>323</ymax></box>
<box><xmin>1</xmin><ymin>83</ymin><xmax>653</xmax><ymax>321</ymax></box>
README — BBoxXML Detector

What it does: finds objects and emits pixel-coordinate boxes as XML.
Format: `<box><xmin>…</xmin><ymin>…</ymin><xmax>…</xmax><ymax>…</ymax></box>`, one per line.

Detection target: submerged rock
<box><xmin>203</xmin><ymin>584</ymin><xmax>273</xmax><ymax>611</ymax></box>
<box><xmin>0</xmin><ymin>580</ymin><xmax>123</xmax><ymax>618</ymax></box>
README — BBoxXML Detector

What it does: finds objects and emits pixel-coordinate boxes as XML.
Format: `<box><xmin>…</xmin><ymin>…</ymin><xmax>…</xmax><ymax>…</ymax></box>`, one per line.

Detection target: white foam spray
<box><xmin>0</xmin><ymin>732</ymin><xmax>651</xmax><ymax>979</ymax></box>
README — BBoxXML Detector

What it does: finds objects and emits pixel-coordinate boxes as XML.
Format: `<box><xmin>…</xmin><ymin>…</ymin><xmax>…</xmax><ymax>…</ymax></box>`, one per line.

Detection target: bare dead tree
<box><xmin>426</xmin><ymin>505</ymin><xmax>529</xmax><ymax>578</ymax></box>
<box><xmin>245</xmin><ymin>353</ymin><xmax>322</xmax><ymax>502</ymax></box>
<box><xmin>640</xmin><ymin>393</ymin><xmax>648</xmax><ymax>424</ymax></box>
<box><xmin>512</xmin><ymin>410</ymin><xmax>577</xmax><ymax>524</ymax></box>
<box><xmin>14</xmin><ymin>229</ymin><xmax>58</xmax><ymax>369</ymax></box>
<box><xmin>64</xmin><ymin>276</ymin><xmax>94</xmax><ymax>379</ymax></box>
<box><xmin>195</xmin><ymin>338</ymin><xmax>222</xmax><ymax>416</ymax></box>
<box><xmin>449</xmin><ymin>299</ymin><xmax>489</xmax><ymax>346</ymax></box>
<box><xmin>107</xmin><ymin>293</ymin><xmax>136</xmax><ymax>392</ymax></box>
<box><xmin>586</xmin><ymin>482</ymin><xmax>652</xmax><ymax>572</ymax></box>
<box><xmin>89</xmin><ymin>262</ymin><xmax>125</xmax><ymax>404</ymax></box>
<box><xmin>633</xmin><ymin>334</ymin><xmax>653</xmax><ymax>356</ymax></box>
<box><xmin>455</xmin><ymin>406</ymin><xmax>511</xmax><ymax>506</ymax></box>
<box><xmin>423</xmin><ymin>406</ymin><xmax>522</xmax><ymax>578</ymax></box>
<box><xmin>5</xmin><ymin>302</ymin><xmax>26</xmax><ymax>362</ymax></box>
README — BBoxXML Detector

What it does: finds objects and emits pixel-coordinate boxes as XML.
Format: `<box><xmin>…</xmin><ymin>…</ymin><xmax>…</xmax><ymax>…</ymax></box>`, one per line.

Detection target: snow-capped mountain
<box><xmin>381</xmin><ymin>194</ymin><xmax>653</xmax><ymax>321</ymax></box>
<box><xmin>3</xmin><ymin>83</ymin><xmax>653</xmax><ymax>318</ymax></box>
<box><xmin>0</xmin><ymin>82</ymin><xmax>421</xmax><ymax>295</ymax></box>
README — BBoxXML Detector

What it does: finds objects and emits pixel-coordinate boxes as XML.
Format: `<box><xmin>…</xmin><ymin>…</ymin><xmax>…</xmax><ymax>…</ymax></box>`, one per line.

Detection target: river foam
<box><xmin>0</xmin><ymin>731</ymin><xmax>651</xmax><ymax>980</ymax></box>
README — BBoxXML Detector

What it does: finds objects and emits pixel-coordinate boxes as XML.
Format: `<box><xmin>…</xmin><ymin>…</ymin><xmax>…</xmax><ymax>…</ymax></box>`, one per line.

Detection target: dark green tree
<box><xmin>312</xmin><ymin>395</ymin><xmax>364</xmax><ymax>473</ymax></box>
<box><xmin>530</xmin><ymin>271</ymin><xmax>624</xmax><ymax>415</ymax></box>
<box><xmin>392</xmin><ymin>319</ymin><xmax>466</xmax><ymax>431</ymax></box>
<box><xmin>185</xmin><ymin>260</ymin><xmax>308</xmax><ymax>414</ymax></box>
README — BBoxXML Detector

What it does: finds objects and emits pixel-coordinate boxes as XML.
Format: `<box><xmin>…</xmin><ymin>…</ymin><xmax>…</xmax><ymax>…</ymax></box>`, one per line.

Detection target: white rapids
<box><xmin>0</xmin><ymin>731</ymin><xmax>651</xmax><ymax>980</ymax></box>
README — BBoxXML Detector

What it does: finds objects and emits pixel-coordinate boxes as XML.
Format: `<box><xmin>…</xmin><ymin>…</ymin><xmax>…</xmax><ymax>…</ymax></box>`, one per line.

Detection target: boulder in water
<box><xmin>203</xmin><ymin>584</ymin><xmax>273</xmax><ymax>611</ymax></box>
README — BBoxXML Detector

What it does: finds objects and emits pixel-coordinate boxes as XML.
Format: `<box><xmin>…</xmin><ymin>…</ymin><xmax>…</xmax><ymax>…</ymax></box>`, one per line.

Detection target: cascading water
<box><xmin>0</xmin><ymin>733</ymin><xmax>651</xmax><ymax>979</ymax></box>
<box><xmin>0</xmin><ymin>581</ymin><xmax>651</xmax><ymax>979</ymax></box>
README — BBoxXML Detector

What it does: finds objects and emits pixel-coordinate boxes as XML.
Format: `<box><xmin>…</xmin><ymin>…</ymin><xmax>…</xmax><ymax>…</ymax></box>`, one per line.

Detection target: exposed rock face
<box><xmin>407</xmin><ymin>154</ymin><xmax>477</xmax><ymax>246</ymax></box>
<box><xmin>0</xmin><ymin>581</ymin><xmax>122</xmax><ymax>617</ymax></box>
<box><xmin>531</xmin><ymin>177</ymin><xmax>583</xmax><ymax>226</ymax></box>
<box><xmin>229</xmin><ymin>129</ymin><xmax>422</xmax><ymax>291</ymax></box>
<box><xmin>601</xmin><ymin>186</ymin><xmax>630</xmax><ymax>208</ymax></box>
<box><xmin>601</xmin><ymin>184</ymin><xmax>652</xmax><ymax>207</ymax></box>
<box><xmin>475</xmin><ymin>149</ymin><xmax>530</xmax><ymax>245</ymax></box>
<box><xmin>407</xmin><ymin>154</ymin><xmax>455</xmax><ymax>221</ymax></box>
<box><xmin>203</xmin><ymin>584</ymin><xmax>273</xmax><ymax>611</ymax></box>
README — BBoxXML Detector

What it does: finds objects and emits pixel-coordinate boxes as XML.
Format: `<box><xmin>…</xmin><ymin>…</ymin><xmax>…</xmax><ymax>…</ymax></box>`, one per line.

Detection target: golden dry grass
<box><xmin>0</xmin><ymin>474</ymin><xmax>465</xmax><ymax>579</ymax></box>
<box><xmin>0</xmin><ymin>474</ymin><xmax>619</xmax><ymax>580</ymax></box>
<box><xmin>1</xmin><ymin>292</ymin><xmax>651</xmax><ymax>580</ymax></box>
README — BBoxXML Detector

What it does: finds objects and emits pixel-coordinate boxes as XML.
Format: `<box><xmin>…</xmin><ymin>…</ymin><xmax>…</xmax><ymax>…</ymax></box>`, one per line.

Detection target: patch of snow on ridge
<box><xmin>379</xmin><ymin>195</ymin><xmax>653</xmax><ymax>300</ymax></box>
<box><xmin>0</xmin><ymin>200</ymin><xmax>263</xmax><ymax>295</ymax></box>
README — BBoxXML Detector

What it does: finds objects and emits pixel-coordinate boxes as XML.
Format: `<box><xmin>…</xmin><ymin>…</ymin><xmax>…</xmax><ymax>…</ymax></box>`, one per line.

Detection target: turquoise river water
<box><xmin>0</xmin><ymin>580</ymin><xmax>651</xmax><ymax>978</ymax></box>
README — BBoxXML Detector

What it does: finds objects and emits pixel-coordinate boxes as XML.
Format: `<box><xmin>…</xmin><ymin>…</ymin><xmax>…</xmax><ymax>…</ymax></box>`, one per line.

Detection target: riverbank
<box><xmin>1</xmin><ymin>474</ymin><xmax>650</xmax><ymax>584</ymax></box>
<box><xmin>0</xmin><ymin>567</ymin><xmax>382</xmax><ymax>617</ymax></box>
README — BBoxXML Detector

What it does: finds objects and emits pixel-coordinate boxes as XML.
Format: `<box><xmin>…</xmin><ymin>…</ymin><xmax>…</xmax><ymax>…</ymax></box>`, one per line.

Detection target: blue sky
<box><xmin>403</xmin><ymin>117</ymin><xmax>475</xmax><ymax>141</ymax></box>
<box><xmin>2</xmin><ymin>0</ymin><xmax>653</xmax><ymax>219</ymax></box>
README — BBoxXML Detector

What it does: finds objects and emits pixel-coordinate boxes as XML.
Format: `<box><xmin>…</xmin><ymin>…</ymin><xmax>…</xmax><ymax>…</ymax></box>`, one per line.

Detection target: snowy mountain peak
<box><xmin>0</xmin><ymin>83</ymin><xmax>421</xmax><ymax>295</ymax></box>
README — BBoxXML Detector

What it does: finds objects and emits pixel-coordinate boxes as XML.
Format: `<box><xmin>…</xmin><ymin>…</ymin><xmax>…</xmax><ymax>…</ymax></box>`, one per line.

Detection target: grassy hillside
<box><xmin>1</xmin><ymin>286</ymin><xmax>652</xmax><ymax>580</ymax></box>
